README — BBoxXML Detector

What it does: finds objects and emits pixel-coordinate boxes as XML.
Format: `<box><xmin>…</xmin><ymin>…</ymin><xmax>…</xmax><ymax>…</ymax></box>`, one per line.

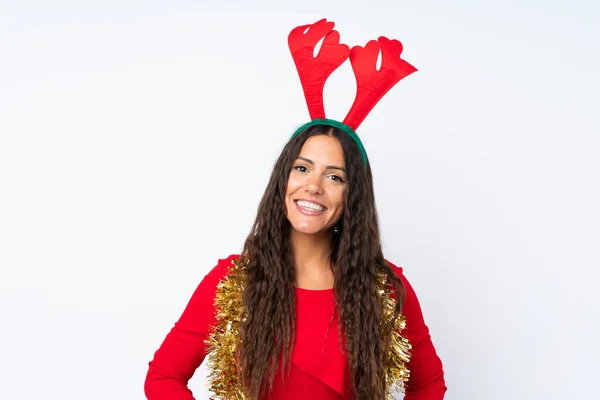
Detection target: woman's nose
<box><xmin>305</xmin><ymin>175</ymin><xmax>324</xmax><ymax>195</ymax></box>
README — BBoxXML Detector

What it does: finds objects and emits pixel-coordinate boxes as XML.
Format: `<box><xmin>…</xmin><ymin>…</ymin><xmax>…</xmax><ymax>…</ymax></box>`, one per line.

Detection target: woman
<box><xmin>145</xmin><ymin>19</ymin><xmax>446</xmax><ymax>400</ymax></box>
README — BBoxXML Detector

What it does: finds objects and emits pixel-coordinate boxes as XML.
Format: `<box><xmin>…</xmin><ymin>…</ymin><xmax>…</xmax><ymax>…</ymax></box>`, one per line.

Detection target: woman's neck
<box><xmin>290</xmin><ymin>229</ymin><xmax>335</xmax><ymax>289</ymax></box>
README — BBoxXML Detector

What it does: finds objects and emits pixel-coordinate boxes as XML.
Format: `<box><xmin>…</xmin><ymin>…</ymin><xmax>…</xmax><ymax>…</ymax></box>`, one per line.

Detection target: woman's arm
<box><xmin>388</xmin><ymin>261</ymin><xmax>447</xmax><ymax>400</ymax></box>
<box><xmin>144</xmin><ymin>255</ymin><xmax>235</xmax><ymax>400</ymax></box>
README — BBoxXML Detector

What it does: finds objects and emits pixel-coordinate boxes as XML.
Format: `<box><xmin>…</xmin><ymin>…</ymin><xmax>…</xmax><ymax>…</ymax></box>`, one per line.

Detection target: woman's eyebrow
<box><xmin>297</xmin><ymin>156</ymin><xmax>346</xmax><ymax>173</ymax></box>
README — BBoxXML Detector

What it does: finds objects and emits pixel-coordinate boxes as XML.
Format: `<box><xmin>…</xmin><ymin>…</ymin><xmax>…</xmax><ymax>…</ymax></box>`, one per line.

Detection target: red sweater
<box><xmin>145</xmin><ymin>255</ymin><xmax>446</xmax><ymax>399</ymax></box>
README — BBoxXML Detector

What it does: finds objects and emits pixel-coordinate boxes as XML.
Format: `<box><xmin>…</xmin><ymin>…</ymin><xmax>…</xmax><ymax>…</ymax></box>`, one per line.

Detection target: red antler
<box><xmin>343</xmin><ymin>36</ymin><xmax>417</xmax><ymax>130</ymax></box>
<box><xmin>288</xmin><ymin>19</ymin><xmax>350</xmax><ymax>120</ymax></box>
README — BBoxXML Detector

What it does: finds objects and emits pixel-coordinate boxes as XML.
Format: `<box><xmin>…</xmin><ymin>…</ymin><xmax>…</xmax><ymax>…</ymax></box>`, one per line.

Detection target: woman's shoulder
<box><xmin>190</xmin><ymin>254</ymin><xmax>241</xmax><ymax>304</ymax></box>
<box><xmin>383</xmin><ymin>259</ymin><xmax>414</xmax><ymax>298</ymax></box>
<box><xmin>384</xmin><ymin>259</ymin><xmax>405</xmax><ymax>277</ymax></box>
<box><xmin>206</xmin><ymin>253</ymin><xmax>241</xmax><ymax>281</ymax></box>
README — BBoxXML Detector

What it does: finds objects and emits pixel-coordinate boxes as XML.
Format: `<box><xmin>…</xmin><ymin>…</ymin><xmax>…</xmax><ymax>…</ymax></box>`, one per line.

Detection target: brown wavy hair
<box><xmin>238</xmin><ymin>124</ymin><xmax>406</xmax><ymax>399</ymax></box>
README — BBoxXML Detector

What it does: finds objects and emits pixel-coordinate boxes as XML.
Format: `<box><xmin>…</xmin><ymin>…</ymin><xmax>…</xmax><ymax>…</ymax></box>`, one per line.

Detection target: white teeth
<box><xmin>296</xmin><ymin>200</ymin><xmax>325</xmax><ymax>212</ymax></box>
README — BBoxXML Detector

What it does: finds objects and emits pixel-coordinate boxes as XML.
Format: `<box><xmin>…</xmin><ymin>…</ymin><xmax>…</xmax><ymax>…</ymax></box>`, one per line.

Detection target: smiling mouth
<box><xmin>294</xmin><ymin>200</ymin><xmax>327</xmax><ymax>212</ymax></box>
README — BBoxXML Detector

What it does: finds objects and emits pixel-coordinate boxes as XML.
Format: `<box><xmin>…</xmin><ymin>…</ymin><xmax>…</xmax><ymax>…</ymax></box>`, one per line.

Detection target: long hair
<box><xmin>238</xmin><ymin>124</ymin><xmax>406</xmax><ymax>399</ymax></box>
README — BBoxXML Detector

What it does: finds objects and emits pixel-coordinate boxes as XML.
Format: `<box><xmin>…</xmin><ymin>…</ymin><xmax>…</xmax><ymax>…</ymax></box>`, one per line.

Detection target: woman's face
<box><xmin>285</xmin><ymin>134</ymin><xmax>347</xmax><ymax>236</ymax></box>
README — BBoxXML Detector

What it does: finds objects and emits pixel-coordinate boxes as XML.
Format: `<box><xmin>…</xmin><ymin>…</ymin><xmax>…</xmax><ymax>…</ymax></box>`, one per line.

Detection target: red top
<box><xmin>144</xmin><ymin>255</ymin><xmax>447</xmax><ymax>399</ymax></box>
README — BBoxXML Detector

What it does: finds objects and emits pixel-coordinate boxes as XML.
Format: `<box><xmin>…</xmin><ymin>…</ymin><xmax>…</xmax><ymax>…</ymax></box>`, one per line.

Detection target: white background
<box><xmin>1</xmin><ymin>1</ymin><xmax>599</xmax><ymax>399</ymax></box>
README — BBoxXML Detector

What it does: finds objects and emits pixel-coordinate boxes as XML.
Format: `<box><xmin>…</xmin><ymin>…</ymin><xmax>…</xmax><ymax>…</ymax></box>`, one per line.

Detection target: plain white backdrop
<box><xmin>1</xmin><ymin>1</ymin><xmax>599</xmax><ymax>399</ymax></box>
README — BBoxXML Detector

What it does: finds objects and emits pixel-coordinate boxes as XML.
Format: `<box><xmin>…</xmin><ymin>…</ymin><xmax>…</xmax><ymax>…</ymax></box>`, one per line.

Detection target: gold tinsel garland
<box><xmin>205</xmin><ymin>259</ymin><xmax>411</xmax><ymax>399</ymax></box>
<box><xmin>377</xmin><ymin>273</ymin><xmax>412</xmax><ymax>399</ymax></box>
<box><xmin>205</xmin><ymin>258</ymin><xmax>248</xmax><ymax>399</ymax></box>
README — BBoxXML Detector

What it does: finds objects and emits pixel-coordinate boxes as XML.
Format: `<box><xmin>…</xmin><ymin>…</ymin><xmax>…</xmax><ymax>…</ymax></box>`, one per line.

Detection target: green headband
<box><xmin>290</xmin><ymin>118</ymin><xmax>368</xmax><ymax>168</ymax></box>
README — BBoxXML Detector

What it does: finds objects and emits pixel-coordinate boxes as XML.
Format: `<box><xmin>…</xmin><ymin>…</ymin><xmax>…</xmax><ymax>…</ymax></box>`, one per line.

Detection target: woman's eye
<box><xmin>294</xmin><ymin>165</ymin><xmax>307</xmax><ymax>173</ymax></box>
<box><xmin>330</xmin><ymin>175</ymin><xmax>345</xmax><ymax>183</ymax></box>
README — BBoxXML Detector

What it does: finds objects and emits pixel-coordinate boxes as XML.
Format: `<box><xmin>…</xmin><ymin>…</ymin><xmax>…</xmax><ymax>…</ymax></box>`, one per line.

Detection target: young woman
<box><xmin>145</xmin><ymin>19</ymin><xmax>446</xmax><ymax>400</ymax></box>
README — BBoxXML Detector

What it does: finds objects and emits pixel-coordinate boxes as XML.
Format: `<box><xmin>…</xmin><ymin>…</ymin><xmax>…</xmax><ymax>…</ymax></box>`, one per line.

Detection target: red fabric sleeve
<box><xmin>387</xmin><ymin>260</ymin><xmax>447</xmax><ymax>400</ymax></box>
<box><xmin>144</xmin><ymin>255</ymin><xmax>236</xmax><ymax>400</ymax></box>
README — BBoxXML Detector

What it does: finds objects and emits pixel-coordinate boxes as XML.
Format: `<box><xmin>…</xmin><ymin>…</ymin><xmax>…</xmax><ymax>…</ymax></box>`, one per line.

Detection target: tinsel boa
<box><xmin>205</xmin><ymin>258</ymin><xmax>411</xmax><ymax>399</ymax></box>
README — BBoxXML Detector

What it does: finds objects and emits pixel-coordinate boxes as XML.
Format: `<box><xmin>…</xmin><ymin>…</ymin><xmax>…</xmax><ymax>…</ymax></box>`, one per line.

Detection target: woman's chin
<box><xmin>291</xmin><ymin>224</ymin><xmax>331</xmax><ymax>236</ymax></box>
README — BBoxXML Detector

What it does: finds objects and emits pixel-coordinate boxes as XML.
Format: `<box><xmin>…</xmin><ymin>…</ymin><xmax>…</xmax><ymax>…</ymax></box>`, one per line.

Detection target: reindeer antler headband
<box><xmin>289</xmin><ymin>19</ymin><xmax>417</xmax><ymax>166</ymax></box>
